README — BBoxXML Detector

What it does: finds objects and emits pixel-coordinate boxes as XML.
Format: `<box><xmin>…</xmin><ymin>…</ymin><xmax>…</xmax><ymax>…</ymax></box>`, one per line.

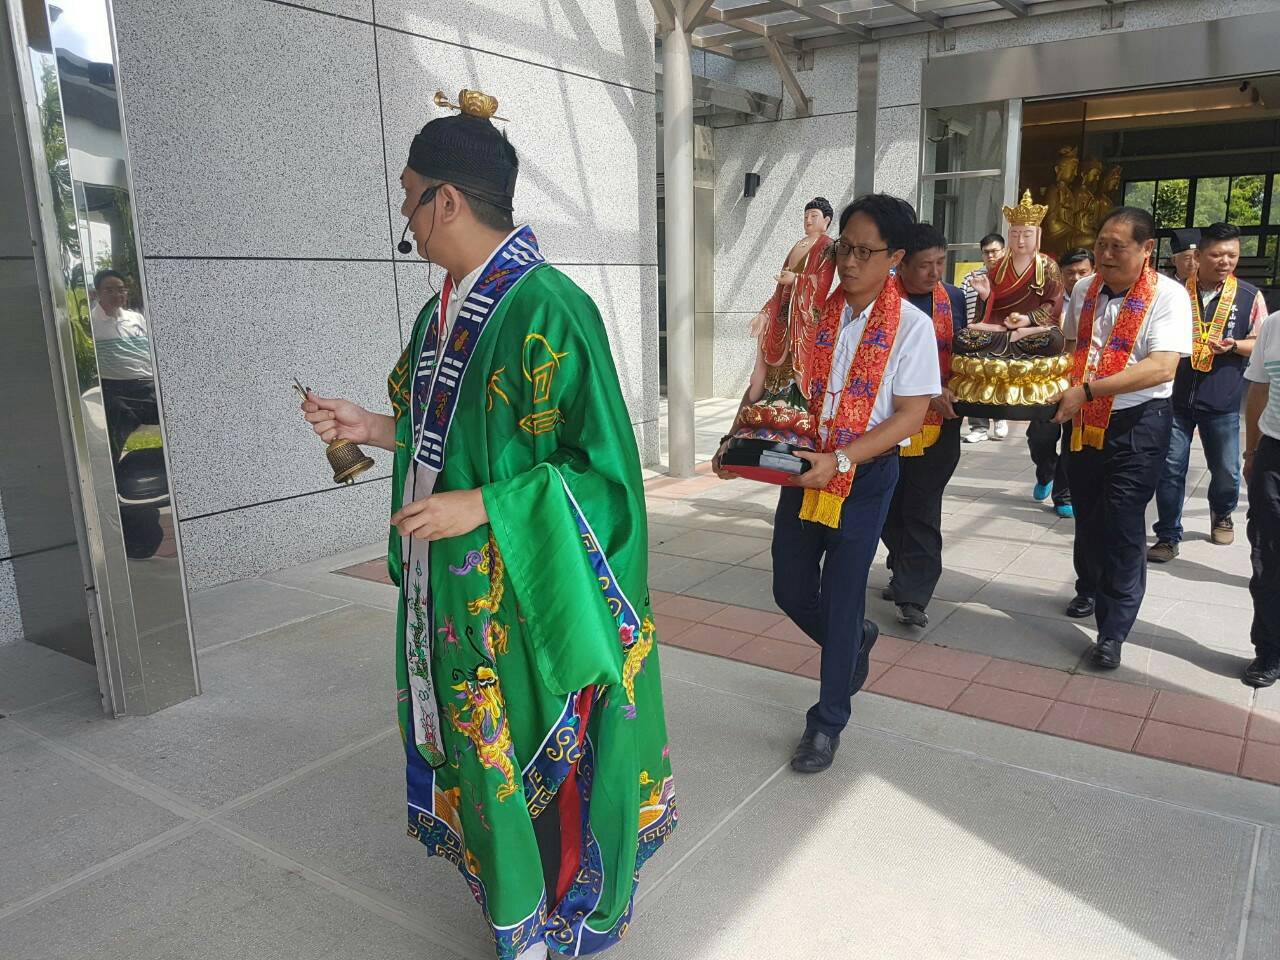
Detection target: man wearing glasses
<box><xmin>735</xmin><ymin>195</ymin><xmax>939</xmax><ymax>774</ymax></box>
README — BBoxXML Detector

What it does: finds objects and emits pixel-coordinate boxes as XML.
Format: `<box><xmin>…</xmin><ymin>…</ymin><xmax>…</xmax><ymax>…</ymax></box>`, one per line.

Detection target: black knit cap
<box><xmin>407</xmin><ymin>99</ymin><xmax>518</xmax><ymax>212</ymax></box>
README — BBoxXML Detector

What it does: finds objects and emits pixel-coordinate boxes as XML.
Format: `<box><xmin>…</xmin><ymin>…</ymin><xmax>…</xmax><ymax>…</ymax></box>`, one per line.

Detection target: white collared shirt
<box><xmin>1245</xmin><ymin>310</ymin><xmax>1280</xmax><ymax>441</ymax></box>
<box><xmin>817</xmin><ymin>295</ymin><xmax>941</xmax><ymax>445</ymax></box>
<box><xmin>1062</xmin><ymin>272</ymin><xmax>1193</xmax><ymax>412</ymax></box>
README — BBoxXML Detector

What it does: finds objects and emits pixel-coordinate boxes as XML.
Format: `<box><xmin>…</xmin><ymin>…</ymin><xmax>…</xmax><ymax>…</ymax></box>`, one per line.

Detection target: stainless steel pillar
<box><xmin>662</xmin><ymin>14</ymin><xmax>696</xmax><ymax>477</ymax></box>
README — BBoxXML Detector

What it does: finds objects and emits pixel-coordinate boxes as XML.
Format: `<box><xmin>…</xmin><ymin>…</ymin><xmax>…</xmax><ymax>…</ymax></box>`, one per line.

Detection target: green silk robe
<box><xmin>386</xmin><ymin>233</ymin><xmax>675</xmax><ymax>959</ymax></box>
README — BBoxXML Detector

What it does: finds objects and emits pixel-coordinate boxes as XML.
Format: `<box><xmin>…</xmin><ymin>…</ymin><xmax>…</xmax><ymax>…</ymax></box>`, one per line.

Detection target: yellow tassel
<box><xmin>1070</xmin><ymin>429</ymin><xmax>1083</xmax><ymax>453</ymax></box>
<box><xmin>900</xmin><ymin>424</ymin><xmax>940</xmax><ymax>459</ymax></box>
<box><xmin>799</xmin><ymin>489</ymin><xmax>844</xmax><ymax>528</ymax></box>
<box><xmin>1083</xmin><ymin>425</ymin><xmax>1106</xmax><ymax>450</ymax></box>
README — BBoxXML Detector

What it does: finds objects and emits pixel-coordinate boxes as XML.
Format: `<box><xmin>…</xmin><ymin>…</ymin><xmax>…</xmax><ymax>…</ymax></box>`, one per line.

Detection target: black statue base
<box><xmin>953</xmin><ymin>401</ymin><xmax>1059</xmax><ymax>423</ymax></box>
<box><xmin>721</xmin><ymin>437</ymin><xmax>812</xmax><ymax>485</ymax></box>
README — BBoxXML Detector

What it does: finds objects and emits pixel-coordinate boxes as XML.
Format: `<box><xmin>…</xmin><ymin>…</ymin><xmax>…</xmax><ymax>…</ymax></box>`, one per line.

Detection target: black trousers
<box><xmin>1027</xmin><ymin>419</ymin><xmax>1071</xmax><ymax>505</ymax></box>
<box><xmin>881</xmin><ymin>417</ymin><xmax>963</xmax><ymax>609</ymax></box>
<box><xmin>772</xmin><ymin>455</ymin><xmax>899</xmax><ymax>738</ymax></box>
<box><xmin>1067</xmin><ymin>398</ymin><xmax>1172</xmax><ymax>644</ymax></box>
<box><xmin>1248</xmin><ymin>434</ymin><xmax>1280</xmax><ymax>657</ymax></box>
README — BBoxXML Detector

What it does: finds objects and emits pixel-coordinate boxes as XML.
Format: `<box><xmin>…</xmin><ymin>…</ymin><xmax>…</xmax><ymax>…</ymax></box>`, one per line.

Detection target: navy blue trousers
<box><xmin>772</xmin><ymin>455</ymin><xmax>899</xmax><ymax>738</ymax></box>
<box><xmin>1067</xmin><ymin>398</ymin><xmax>1172</xmax><ymax>644</ymax></box>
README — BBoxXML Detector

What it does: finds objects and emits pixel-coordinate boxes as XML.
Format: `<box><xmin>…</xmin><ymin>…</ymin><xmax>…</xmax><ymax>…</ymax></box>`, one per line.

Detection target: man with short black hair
<box><xmin>1056</xmin><ymin>207</ymin><xmax>1192</xmax><ymax>669</ymax></box>
<box><xmin>881</xmin><ymin>222</ymin><xmax>967</xmax><ymax>629</ymax></box>
<box><xmin>736</xmin><ymin>193</ymin><xmax>938</xmax><ymax>774</ymax></box>
<box><xmin>1026</xmin><ymin>247</ymin><xmax>1094</xmax><ymax>517</ymax></box>
<box><xmin>961</xmin><ymin>233</ymin><xmax>1008</xmax><ymax>443</ymax></box>
<box><xmin>1150</xmin><ymin>221</ymin><xmax>1269</xmax><ymax>562</ymax></box>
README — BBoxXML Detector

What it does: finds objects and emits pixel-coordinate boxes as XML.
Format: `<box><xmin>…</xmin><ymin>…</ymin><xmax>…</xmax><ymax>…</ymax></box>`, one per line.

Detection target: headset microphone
<box><xmin>395</xmin><ymin>186</ymin><xmax>439</xmax><ymax>256</ymax></box>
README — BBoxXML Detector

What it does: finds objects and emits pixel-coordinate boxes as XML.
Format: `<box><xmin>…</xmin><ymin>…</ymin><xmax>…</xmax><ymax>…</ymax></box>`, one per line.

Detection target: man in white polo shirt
<box><xmin>1054</xmin><ymin>207</ymin><xmax>1193</xmax><ymax>669</ymax></box>
<box><xmin>1243</xmin><ymin>308</ymin><xmax>1280</xmax><ymax>687</ymax></box>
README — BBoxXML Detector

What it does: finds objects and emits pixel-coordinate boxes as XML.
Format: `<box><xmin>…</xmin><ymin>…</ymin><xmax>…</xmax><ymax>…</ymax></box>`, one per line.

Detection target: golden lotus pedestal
<box><xmin>948</xmin><ymin>354</ymin><xmax>1074</xmax><ymax>422</ymax></box>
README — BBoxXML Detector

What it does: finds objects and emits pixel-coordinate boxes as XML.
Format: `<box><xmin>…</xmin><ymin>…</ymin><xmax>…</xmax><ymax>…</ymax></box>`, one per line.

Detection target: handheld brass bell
<box><xmin>292</xmin><ymin>378</ymin><xmax>376</xmax><ymax>485</ymax></box>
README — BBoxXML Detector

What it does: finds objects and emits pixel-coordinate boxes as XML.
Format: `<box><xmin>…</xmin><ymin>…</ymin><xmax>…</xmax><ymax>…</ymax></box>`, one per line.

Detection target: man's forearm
<box><xmin>1234</xmin><ymin>337</ymin><xmax>1256</xmax><ymax>358</ymax></box>
<box><xmin>843</xmin><ymin>403</ymin><xmax>929</xmax><ymax>463</ymax></box>
<box><xmin>368</xmin><ymin>412</ymin><xmax>397</xmax><ymax>451</ymax></box>
<box><xmin>1245</xmin><ymin>382</ymin><xmax>1268</xmax><ymax>454</ymax></box>
<box><xmin>1090</xmin><ymin>354</ymin><xmax>1179</xmax><ymax>398</ymax></box>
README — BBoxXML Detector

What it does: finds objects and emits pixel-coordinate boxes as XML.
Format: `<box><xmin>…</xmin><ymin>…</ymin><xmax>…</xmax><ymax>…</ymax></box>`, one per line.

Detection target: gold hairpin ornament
<box><xmin>434</xmin><ymin>89</ymin><xmax>507</xmax><ymax>122</ymax></box>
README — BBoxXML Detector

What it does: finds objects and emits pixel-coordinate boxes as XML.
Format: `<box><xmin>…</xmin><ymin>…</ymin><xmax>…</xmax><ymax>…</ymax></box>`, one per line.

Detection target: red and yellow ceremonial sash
<box><xmin>1069</xmin><ymin>267</ymin><xmax>1158</xmax><ymax>452</ymax></box>
<box><xmin>800</xmin><ymin>281</ymin><xmax>902</xmax><ymax>527</ymax></box>
<box><xmin>1186</xmin><ymin>274</ymin><xmax>1237</xmax><ymax>373</ymax></box>
<box><xmin>902</xmin><ymin>281</ymin><xmax>953</xmax><ymax>458</ymax></box>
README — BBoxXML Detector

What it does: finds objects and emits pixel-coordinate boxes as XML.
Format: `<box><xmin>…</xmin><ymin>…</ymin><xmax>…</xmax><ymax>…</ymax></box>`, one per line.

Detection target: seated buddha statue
<box><xmin>950</xmin><ymin>190</ymin><xmax>1067</xmax><ymax>420</ymax></box>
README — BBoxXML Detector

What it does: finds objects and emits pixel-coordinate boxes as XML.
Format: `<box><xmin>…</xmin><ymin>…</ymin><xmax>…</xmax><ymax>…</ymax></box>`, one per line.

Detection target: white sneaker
<box><xmin>965</xmin><ymin>429</ymin><xmax>988</xmax><ymax>444</ymax></box>
<box><xmin>992</xmin><ymin>420</ymin><xmax>1009</xmax><ymax>440</ymax></box>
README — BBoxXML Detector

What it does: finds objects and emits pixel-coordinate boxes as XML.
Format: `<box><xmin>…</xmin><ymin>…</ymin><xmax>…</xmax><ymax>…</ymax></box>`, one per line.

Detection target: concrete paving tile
<box><xmin>1124</xmin><ymin>642</ymin><xmax>1255</xmax><ymax>706</ymax></box>
<box><xmin>973</xmin><ymin>659</ymin><xmax>1071</xmax><ymax>700</ymax></box>
<box><xmin>869</xmin><ymin>634</ymin><xmax>916</xmax><ymax>665</ymax></box>
<box><xmin>896</xmin><ymin>642</ymin><xmax>991</xmax><ymax>681</ymax></box>
<box><xmin>0</xmin><ymin>641</ymin><xmax>100</xmax><ymax>715</ymax></box>
<box><xmin>0</xmin><ymin>828</ymin><xmax>471</xmax><ymax>960</ymax></box>
<box><xmin>682</xmin><ymin>565</ymin><xmax>781</xmax><ymax>613</ymax></box>
<box><xmin>651</xmin><ymin>529</ymin><xmax>769</xmax><ymax>564</ymax></box>
<box><xmin>666</xmin><ymin>623</ymin><xmax>752</xmax><ymax>658</ymax></box>
<box><xmin>1248</xmin><ymin>709</ymin><xmax>1280</xmax><ymax>745</ymax></box>
<box><xmin>764</xmin><ymin>617</ymin><xmax>815</xmax><ymax>648</ymax></box>
<box><xmin>646</xmin><ymin>555</ymin><xmax>731</xmax><ymax>594</ymax></box>
<box><xmin>1059</xmin><ymin>675</ymin><xmax>1156</xmax><ymax>718</ymax></box>
<box><xmin>940</xmin><ymin>512</ymin><xmax>1053</xmax><ymax>544</ymax></box>
<box><xmin>189</xmin><ymin>578</ymin><xmax>348</xmax><ymax>650</ymax></box>
<box><xmin>862</xmin><ymin>591</ymin><xmax>959</xmax><ymax>642</ymax></box>
<box><xmin>1239</xmin><ymin>740</ymin><xmax>1280</xmax><ymax>785</ymax></box>
<box><xmin>703</xmin><ymin>604</ymin><xmax>784</xmax><ymax>635</ymax></box>
<box><xmin>1134</xmin><ymin>721</ymin><xmax>1243</xmax><ymax>776</ymax></box>
<box><xmin>868</xmin><ymin>666</ymin><xmax>968</xmax><ymax>710</ymax></box>
<box><xmin>1149</xmin><ymin>689</ymin><xmax>1250</xmax><ymax>738</ymax></box>
<box><xmin>739</xmin><ymin>547</ymin><xmax>772</xmax><ymax>571</ymax></box>
<box><xmin>1155</xmin><ymin>598</ymin><xmax>1257</xmax><ymax>650</ymax></box>
<box><xmin>646</xmin><ymin>521</ymin><xmax>686</xmax><ymax>548</ymax></box>
<box><xmin>0</xmin><ymin>728</ymin><xmax>187</xmax><ymax>911</ymax></box>
<box><xmin>731</xmin><ymin>636</ymin><xmax>814</xmax><ymax>673</ymax></box>
<box><xmin>923</xmin><ymin>605</ymin><xmax>1093</xmax><ymax>670</ymax></box>
<box><xmin>16</xmin><ymin>604</ymin><xmax>397</xmax><ymax>809</ymax></box>
<box><xmin>951</xmin><ymin>683</ymin><xmax>1054</xmax><ymax>731</ymax></box>
<box><xmin>654</xmin><ymin>614</ymin><xmax>695</xmax><ymax>643</ymax></box>
<box><xmin>624</xmin><ymin>709</ymin><xmax>1257</xmax><ymax>960</ymax></box>
<box><xmin>652</xmin><ymin>594</ymin><xmax>725</xmax><ymax>622</ymax></box>
<box><xmin>969</xmin><ymin>577</ymin><xmax>1175</xmax><ymax>634</ymax></box>
<box><xmin>1037</xmin><ymin>702</ymin><xmax>1145</xmax><ymax>752</ymax></box>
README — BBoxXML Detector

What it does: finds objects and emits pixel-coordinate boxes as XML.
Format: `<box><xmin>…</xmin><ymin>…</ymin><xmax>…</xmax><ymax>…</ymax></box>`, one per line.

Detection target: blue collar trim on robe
<box><xmin>412</xmin><ymin>225</ymin><xmax>546</xmax><ymax>469</ymax></box>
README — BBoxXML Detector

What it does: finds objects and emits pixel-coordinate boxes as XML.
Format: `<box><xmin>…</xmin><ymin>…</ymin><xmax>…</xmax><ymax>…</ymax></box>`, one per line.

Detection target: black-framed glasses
<box><xmin>835</xmin><ymin>239</ymin><xmax>890</xmax><ymax>262</ymax></box>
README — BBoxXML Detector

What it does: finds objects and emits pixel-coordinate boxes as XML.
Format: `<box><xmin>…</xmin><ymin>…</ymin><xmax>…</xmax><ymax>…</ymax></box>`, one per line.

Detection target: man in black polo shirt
<box><xmin>1150</xmin><ymin>222</ymin><xmax>1269</xmax><ymax>562</ymax></box>
<box><xmin>881</xmin><ymin>222</ymin><xmax>968</xmax><ymax>628</ymax></box>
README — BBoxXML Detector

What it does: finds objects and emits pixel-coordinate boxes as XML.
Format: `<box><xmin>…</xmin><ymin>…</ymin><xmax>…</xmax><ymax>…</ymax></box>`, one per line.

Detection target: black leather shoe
<box><xmin>851</xmin><ymin>620</ymin><xmax>880</xmax><ymax>694</ymax></box>
<box><xmin>790</xmin><ymin>730</ymin><xmax>839</xmax><ymax>773</ymax></box>
<box><xmin>1091</xmin><ymin>637</ymin><xmax>1123</xmax><ymax>669</ymax></box>
<box><xmin>897</xmin><ymin>603</ymin><xmax>928</xmax><ymax>628</ymax></box>
<box><xmin>881</xmin><ymin>585</ymin><xmax>896</xmax><ymax>602</ymax></box>
<box><xmin>1243</xmin><ymin>651</ymin><xmax>1280</xmax><ymax>688</ymax></box>
<box><xmin>1065</xmin><ymin>595</ymin><xmax>1095</xmax><ymax>619</ymax></box>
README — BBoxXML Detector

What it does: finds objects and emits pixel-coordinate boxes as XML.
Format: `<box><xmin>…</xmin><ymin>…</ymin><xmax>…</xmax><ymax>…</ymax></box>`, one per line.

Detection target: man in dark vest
<box><xmin>881</xmin><ymin>222</ymin><xmax>968</xmax><ymax>628</ymax></box>
<box><xmin>1150</xmin><ymin>222</ymin><xmax>1269</xmax><ymax>562</ymax></box>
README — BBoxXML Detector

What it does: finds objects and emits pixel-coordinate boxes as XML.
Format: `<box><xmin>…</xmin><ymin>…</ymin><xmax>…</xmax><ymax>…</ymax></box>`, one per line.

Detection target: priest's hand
<box><xmin>1052</xmin><ymin>384</ymin><xmax>1087</xmax><ymax>424</ymax></box>
<box><xmin>791</xmin><ymin>451</ymin><xmax>837</xmax><ymax>489</ymax></box>
<box><xmin>931</xmin><ymin>388</ymin><xmax>957</xmax><ymax>421</ymax></box>
<box><xmin>392</xmin><ymin>489</ymin><xmax>489</xmax><ymax>542</ymax></box>
<box><xmin>302</xmin><ymin>393</ymin><xmax>373</xmax><ymax>444</ymax></box>
<box><xmin>1209</xmin><ymin>337</ymin><xmax>1236</xmax><ymax>355</ymax></box>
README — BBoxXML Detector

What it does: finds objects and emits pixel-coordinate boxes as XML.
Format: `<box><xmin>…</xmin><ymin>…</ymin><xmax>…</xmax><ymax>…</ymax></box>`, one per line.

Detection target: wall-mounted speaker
<box><xmin>744</xmin><ymin>172</ymin><xmax>760</xmax><ymax>198</ymax></box>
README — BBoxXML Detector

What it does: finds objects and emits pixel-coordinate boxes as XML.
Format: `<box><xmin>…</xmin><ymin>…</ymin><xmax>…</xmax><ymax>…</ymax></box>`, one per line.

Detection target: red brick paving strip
<box><xmin>331</xmin><ymin>565</ymin><xmax>1280</xmax><ymax>787</ymax></box>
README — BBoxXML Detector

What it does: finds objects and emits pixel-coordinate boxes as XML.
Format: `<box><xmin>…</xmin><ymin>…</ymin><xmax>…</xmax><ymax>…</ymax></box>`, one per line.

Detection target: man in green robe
<box><xmin>301</xmin><ymin>89</ymin><xmax>675</xmax><ymax>959</ymax></box>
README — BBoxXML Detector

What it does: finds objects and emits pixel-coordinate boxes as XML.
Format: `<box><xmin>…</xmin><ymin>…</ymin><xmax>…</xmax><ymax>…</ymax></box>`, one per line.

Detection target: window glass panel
<box><xmin>1124</xmin><ymin>180</ymin><xmax>1155</xmax><ymax>213</ymax></box>
<box><xmin>1238</xmin><ymin>235</ymin><xmax>1259</xmax><ymax>257</ymax></box>
<box><xmin>1154</xmin><ymin>179</ymin><xmax>1189</xmax><ymax>228</ymax></box>
<box><xmin>1269</xmin><ymin>175</ymin><xmax>1280</xmax><ymax>226</ymax></box>
<box><xmin>1194</xmin><ymin>176</ymin><xmax>1229</xmax><ymax>225</ymax></box>
<box><xmin>1228</xmin><ymin>176</ymin><xmax>1265</xmax><ymax>226</ymax></box>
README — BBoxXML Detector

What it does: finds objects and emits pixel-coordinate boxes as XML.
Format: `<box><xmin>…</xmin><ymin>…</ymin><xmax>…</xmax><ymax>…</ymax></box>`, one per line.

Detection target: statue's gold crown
<box><xmin>434</xmin><ymin>88</ymin><xmax>505</xmax><ymax>121</ymax></box>
<box><xmin>1003</xmin><ymin>189</ymin><xmax>1049</xmax><ymax>227</ymax></box>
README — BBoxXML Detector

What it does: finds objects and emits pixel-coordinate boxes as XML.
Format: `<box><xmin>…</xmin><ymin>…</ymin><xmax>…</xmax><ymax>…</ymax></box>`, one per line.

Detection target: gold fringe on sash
<box><xmin>1069</xmin><ymin>424</ymin><xmax>1106</xmax><ymax>452</ymax></box>
<box><xmin>799</xmin><ymin>489</ymin><xmax>844</xmax><ymax>528</ymax></box>
<box><xmin>900</xmin><ymin>424</ymin><xmax>940</xmax><ymax>459</ymax></box>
